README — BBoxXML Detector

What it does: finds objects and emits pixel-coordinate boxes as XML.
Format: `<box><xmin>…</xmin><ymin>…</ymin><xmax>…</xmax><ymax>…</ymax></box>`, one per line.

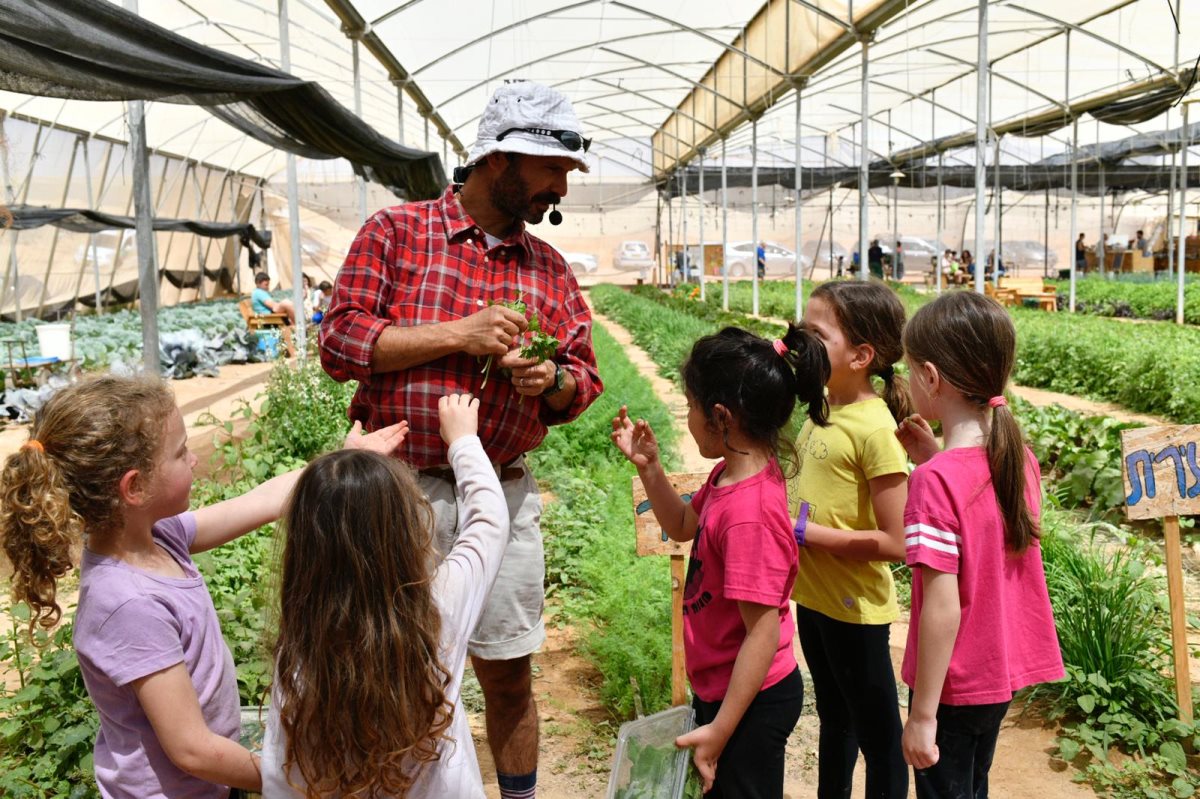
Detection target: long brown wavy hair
<box><xmin>903</xmin><ymin>291</ymin><xmax>1038</xmax><ymax>552</ymax></box>
<box><xmin>810</xmin><ymin>280</ymin><xmax>913</xmax><ymax>422</ymax></box>
<box><xmin>0</xmin><ymin>375</ymin><xmax>176</xmax><ymax>635</ymax></box>
<box><xmin>273</xmin><ymin>449</ymin><xmax>454</xmax><ymax>798</ymax></box>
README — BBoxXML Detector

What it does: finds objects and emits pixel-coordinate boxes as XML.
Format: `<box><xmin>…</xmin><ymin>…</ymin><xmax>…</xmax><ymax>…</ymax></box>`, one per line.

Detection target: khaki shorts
<box><xmin>419</xmin><ymin>457</ymin><xmax>545</xmax><ymax>661</ymax></box>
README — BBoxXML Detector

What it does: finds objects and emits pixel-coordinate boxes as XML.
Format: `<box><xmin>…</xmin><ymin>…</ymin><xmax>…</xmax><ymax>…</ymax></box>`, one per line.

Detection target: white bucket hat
<box><xmin>464</xmin><ymin>82</ymin><xmax>590</xmax><ymax>173</ymax></box>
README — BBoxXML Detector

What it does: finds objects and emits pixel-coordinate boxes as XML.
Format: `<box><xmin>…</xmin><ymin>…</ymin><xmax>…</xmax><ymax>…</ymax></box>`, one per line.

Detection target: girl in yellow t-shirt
<box><xmin>792</xmin><ymin>280</ymin><xmax>912</xmax><ymax>798</ymax></box>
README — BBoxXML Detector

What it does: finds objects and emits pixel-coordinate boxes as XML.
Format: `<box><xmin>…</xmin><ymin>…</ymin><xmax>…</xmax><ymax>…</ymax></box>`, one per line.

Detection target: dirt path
<box><xmin>585</xmin><ymin>309</ymin><xmax>1095</xmax><ymax>798</ymax></box>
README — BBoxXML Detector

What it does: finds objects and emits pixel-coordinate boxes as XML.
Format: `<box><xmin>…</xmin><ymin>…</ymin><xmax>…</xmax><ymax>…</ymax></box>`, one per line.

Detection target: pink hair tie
<box><xmin>772</xmin><ymin>339</ymin><xmax>788</xmax><ymax>357</ymax></box>
<box><xmin>987</xmin><ymin>396</ymin><xmax>1007</xmax><ymax>409</ymax></box>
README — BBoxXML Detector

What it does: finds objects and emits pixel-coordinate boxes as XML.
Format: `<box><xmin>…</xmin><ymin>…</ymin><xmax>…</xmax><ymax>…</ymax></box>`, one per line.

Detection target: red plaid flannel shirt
<box><xmin>319</xmin><ymin>186</ymin><xmax>603</xmax><ymax>468</ymax></box>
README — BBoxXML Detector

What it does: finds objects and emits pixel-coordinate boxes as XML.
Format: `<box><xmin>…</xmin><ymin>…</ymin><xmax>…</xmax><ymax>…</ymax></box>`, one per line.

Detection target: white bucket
<box><xmin>36</xmin><ymin>323</ymin><xmax>73</xmax><ymax>361</ymax></box>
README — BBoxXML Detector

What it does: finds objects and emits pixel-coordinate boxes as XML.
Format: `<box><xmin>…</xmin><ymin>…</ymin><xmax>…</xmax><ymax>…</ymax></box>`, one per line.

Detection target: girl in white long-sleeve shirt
<box><xmin>261</xmin><ymin>393</ymin><xmax>508</xmax><ymax>798</ymax></box>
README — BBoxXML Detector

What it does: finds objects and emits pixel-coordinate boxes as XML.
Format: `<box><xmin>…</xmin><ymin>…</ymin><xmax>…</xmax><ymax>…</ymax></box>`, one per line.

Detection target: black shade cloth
<box><xmin>6</xmin><ymin>205</ymin><xmax>271</xmax><ymax>248</ymax></box>
<box><xmin>0</xmin><ymin>0</ymin><xmax>445</xmax><ymax>199</ymax></box>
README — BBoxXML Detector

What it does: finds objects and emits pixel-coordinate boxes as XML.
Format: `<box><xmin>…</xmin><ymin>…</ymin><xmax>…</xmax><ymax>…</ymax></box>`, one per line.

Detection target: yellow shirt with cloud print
<box><xmin>789</xmin><ymin>396</ymin><xmax>908</xmax><ymax>624</ymax></box>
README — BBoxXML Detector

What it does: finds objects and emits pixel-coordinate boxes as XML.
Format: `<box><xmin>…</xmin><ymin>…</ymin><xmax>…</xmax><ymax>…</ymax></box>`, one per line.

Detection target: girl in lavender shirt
<box><xmin>0</xmin><ymin>375</ymin><xmax>405</xmax><ymax>799</ymax></box>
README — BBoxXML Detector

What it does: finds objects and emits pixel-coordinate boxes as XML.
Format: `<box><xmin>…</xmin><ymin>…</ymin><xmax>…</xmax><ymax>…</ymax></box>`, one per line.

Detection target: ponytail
<box><xmin>876</xmin><ymin>365</ymin><xmax>913</xmax><ymax>423</ymax></box>
<box><xmin>0</xmin><ymin>443</ymin><xmax>81</xmax><ymax>635</ymax></box>
<box><xmin>781</xmin><ymin>322</ymin><xmax>830</xmax><ymax>427</ymax></box>
<box><xmin>987</xmin><ymin>399</ymin><xmax>1038</xmax><ymax>552</ymax></box>
<box><xmin>0</xmin><ymin>375</ymin><xmax>176</xmax><ymax>639</ymax></box>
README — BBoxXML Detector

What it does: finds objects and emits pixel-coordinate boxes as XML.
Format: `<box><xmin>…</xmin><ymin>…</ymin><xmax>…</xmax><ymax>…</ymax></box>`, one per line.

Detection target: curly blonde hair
<box><xmin>0</xmin><ymin>375</ymin><xmax>175</xmax><ymax>635</ymax></box>
<box><xmin>273</xmin><ymin>449</ymin><xmax>454</xmax><ymax>797</ymax></box>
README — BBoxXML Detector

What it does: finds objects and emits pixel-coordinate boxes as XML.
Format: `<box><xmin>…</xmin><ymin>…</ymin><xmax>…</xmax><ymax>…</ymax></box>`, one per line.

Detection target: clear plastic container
<box><xmin>606</xmin><ymin>705</ymin><xmax>701</xmax><ymax>799</ymax></box>
<box><xmin>239</xmin><ymin>705</ymin><xmax>267</xmax><ymax>752</ymax></box>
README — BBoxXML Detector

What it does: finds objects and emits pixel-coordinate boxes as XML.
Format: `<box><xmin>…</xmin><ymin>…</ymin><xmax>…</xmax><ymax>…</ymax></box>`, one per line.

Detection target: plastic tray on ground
<box><xmin>606</xmin><ymin>705</ymin><xmax>702</xmax><ymax>799</ymax></box>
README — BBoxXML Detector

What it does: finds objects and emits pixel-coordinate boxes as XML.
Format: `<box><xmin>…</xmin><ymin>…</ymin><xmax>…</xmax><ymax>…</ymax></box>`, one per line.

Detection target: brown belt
<box><xmin>418</xmin><ymin>462</ymin><xmax>525</xmax><ymax>483</ymax></box>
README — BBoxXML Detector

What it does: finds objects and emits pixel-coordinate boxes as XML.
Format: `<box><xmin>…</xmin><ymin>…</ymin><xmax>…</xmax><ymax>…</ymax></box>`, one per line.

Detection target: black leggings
<box><xmin>796</xmin><ymin>606</ymin><xmax>908</xmax><ymax>799</ymax></box>
<box><xmin>692</xmin><ymin>667</ymin><xmax>804</xmax><ymax>799</ymax></box>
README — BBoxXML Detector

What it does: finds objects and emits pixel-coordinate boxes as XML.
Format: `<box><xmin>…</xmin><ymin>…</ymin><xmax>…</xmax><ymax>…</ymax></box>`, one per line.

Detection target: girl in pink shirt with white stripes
<box><xmin>895</xmin><ymin>292</ymin><xmax>1063</xmax><ymax>799</ymax></box>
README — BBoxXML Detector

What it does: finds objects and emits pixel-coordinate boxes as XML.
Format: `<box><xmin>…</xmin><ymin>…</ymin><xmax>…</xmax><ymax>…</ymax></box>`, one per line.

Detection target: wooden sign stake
<box><xmin>1120</xmin><ymin>426</ymin><xmax>1197</xmax><ymax>723</ymax></box>
<box><xmin>1162</xmin><ymin>515</ymin><xmax>1193</xmax><ymax>723</ymax></box>
<box><xmin>632</xmin><ymin>472</ymin><xmax>708</xmax><ymax>709</ymax></box>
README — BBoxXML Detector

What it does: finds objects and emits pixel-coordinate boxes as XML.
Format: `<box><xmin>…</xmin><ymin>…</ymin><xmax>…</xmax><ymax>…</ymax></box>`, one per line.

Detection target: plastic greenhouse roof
<box><xmin>2</xmin><ymin>0</ymin><xmax>1198</xmax><ymax>184</ymax></box>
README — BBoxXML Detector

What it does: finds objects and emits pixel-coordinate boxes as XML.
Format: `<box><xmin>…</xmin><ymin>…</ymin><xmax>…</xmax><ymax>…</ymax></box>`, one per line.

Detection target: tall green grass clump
<box><xmin>1038</xmin><ymin>510</ymin><xmax>1199</xmax><ymax>796</ymax></box>
<box><xmin>532</xmin><ymin>322</ymin><xmax>682</xmax><ymax>717</ymax></box>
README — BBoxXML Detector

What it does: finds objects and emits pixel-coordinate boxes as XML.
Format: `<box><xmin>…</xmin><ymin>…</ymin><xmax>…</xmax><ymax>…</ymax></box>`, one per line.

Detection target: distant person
<box><xmin>757</xmin><ymin>241</ymin><xmax>767</xmax><ymax>279</ymax></box>
<box><xmin>311</xmin><ymin>280</ymin><xmax>333</xmax><ymax>324</ymax></box>
<box><xmin>251</xmin><ymin>272</ymin><xmax>296</xmax><ymax>325</ymax></box>
<box><xmin>1135</xmin><ymin>230</ymin><xmax>1151</xmax><ymax>257</ymax></box>
<box><xmin>836</xmin><ymin>254</ymin><xmax>845</xmax><ymax>278</ymax></box>
<box><xmin>868</xmin><ymin>239</ymin><xmax>884</xmax><ymax>280</ymax></box>
<box><xmin>897</xmin><ymin>291</ymin><xmax>1064</xmax><ymax>797</ymax></box>
<box><xmin>1075</xmin><ymin>233</ymin><xmax>1087</xmax><ymax>272</ymax></box>
<box><xmin>893</xmin><ymin>242</ymin><xmax>905</xmax><ymax>281</ymax></box>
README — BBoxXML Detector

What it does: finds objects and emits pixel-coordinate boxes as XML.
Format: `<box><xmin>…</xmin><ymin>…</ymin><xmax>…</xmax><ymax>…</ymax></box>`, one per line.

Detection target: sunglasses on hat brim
<box><xmin>496</xmin><ymin>127</ymin><xmax>591</xmax><ymax>154</ymax></box>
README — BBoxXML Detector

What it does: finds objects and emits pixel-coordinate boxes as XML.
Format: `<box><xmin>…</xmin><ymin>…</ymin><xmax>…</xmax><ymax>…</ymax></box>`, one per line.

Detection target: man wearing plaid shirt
<box><xmin>320</xmin><ymin>82</ymin><xmax>601</xmax><ymax>799</ymax></box>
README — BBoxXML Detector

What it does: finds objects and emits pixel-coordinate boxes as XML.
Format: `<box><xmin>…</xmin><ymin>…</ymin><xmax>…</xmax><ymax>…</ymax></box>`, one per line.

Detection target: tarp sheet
<box><xmin>0</xmin><ymin>0</ymin><xmax>445</xmax><ymax>200</ymax></box>
<box><xmin>5</xmin><ymin>205</ymin><xmax>272</xmax><ymax>248</ymax></box>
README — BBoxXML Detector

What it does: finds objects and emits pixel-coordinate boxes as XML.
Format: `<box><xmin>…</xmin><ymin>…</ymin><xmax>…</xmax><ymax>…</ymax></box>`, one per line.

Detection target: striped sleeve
<box><xmin>904</xmin><ymin>468</ymin><xmax>961</xmax><ymax>574</ymax></box>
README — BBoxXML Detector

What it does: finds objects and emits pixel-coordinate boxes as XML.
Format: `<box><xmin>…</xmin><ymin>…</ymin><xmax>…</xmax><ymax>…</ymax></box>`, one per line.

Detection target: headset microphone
<box><xmin>548</xmin><ymin>205</ymin><xmax>563</xmax><ymax>226</ymax></box>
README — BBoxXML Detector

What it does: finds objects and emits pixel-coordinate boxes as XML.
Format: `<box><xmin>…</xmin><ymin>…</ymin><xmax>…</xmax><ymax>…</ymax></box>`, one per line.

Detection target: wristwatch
<box><xmin>543</xmin><ymin>363</ymin><xmax>567</xmax><ymax>397</ymax></box>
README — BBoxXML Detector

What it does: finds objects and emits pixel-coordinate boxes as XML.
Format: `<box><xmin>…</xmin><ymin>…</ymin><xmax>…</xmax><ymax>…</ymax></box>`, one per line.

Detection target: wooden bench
<box><xmin>238</xmin><ymin>299</ymin><xmax>293</xmax><ymax>356</ymax></box>
<box><xmin>997</xmin><ymin>277</ymin><xmax>1056</xmax><ymax>311</ymax></box>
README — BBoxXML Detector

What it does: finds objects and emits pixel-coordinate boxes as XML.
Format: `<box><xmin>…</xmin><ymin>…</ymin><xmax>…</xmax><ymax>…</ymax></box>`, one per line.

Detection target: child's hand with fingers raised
<box><xmin>343</xmin><ymin>419</ymin><xmax>409</xmax><ymax>455</ymax></box>
<box><xmin>438</xmin><ymin>393</ymin><xmax>480</xmax><ymax>445</ymax></box>
<box><xmin>610</xmin><ymin>405</ymin><xmax>659</xmax><ymax>469</ymax></box>
<box><xmin>896</xmin><ymin>413</ymin><xmax>940</xmax><ymax>465</ymax></box>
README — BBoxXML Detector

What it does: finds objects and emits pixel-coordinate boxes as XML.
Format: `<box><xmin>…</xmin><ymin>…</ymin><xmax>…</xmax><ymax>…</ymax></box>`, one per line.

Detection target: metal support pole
<box><xmin>936</xmin><ymin>151</ymin><xmax>943</xmax><ymax>293</ymax></box>
<box><xmin>858</xmin><ymin>37</ymin><xmax>870</xmax><ymax>281</ymax></box>
<box><xmin>1070</xmin><ymin>117</ymin><xmax>1079</xmax><ymax>312</ymax></box>
<box><xmin>993</xmin><ymin>135</ymin><xmax>1001</xmax><ymax>285</ymax></box>
<box><xmin>794</xmin><ymin>84</ymin><xmax>803</xmax><ymax>320</ymax></box>
<box><xmin>1177</xmin><ymin>102</ymin><xmax>1190</xmax><ymax>325</ymax></box>
<box><xmin>353</xmin><ymin>38</ymin><xmax>367</xmax><ymax>225</ymax></box>
<box><xmin>721</xmin><ymin>137</ymin><xmax>729</xmax><ymax>311</ymax></box>
<box><xmin>1169</xmin><ymin>114</ymin><xmax>1176</xmax><ymax>278</ymax></box>
<box><xmin>681</xmin><ymin>164</ymin><xmax>688</xmax><ymax>285</ymax></box>
<box><xmin>973</xmin><ymin>0</ymin><xmax>988</xmax><ymax>294</ymax></box>
<box><xmin>124</xmin><ymin>0</ymin><xmax>160</xmax><ymax>372</ymax></box>
<box><xmin>81</xmin><ymin>138</ymin><xmax>104</xmax><ymax>313</ymax></box>
<box><xmin>395</xmin><ymin>79</ymin><xmax>406</xmax><ymax>143</ymax></box>
<box><xmin>1099</xmin><ymin>149</ymin><xmax>1106</xmax><ymax>276</ymax></box>
<box><xmin>698</xmin><ymin>147</ymin><xmax>706</xmax><ymax>301</ymax></box>
<box><xmin>752</xmin><ymin>117</ymin><xmax>760</xmax><ymax>316</ymax></box>
<box><xmin>279</xmin><ymin>0</ymin><xmax>306</xmax><ymax>355</ymax></box>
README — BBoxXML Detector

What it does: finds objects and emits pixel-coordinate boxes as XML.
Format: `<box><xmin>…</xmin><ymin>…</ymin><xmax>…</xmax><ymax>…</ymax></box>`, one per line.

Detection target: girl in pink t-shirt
<box><xmin>612</xmin><ymin>324</ymin><xmax>830</xmax><ymax>798</ymax></box>
<box><xmin>897</xmin><ymin>292</ymin><xmax>1064</xmax><ymax>798</ymax></box>
<box><xmin>0</xmin><ymin>375</ymin><xmax>405</xmax><ymax>799</ymax></box>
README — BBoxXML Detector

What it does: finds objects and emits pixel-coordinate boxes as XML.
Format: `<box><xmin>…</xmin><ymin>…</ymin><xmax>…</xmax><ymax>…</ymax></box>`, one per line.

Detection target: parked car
<box><xmin>963</xmin><ymin>240</ymin><xmax>1059</xmax><ymax>272</ymax></box>
<box><xmin>613</xmin><ymin>240</ymin><xmax>656</xmax><ymax>277</ymax></box>
<box><xmin>723</xmin><ymin>241</ymin><xmax>810</xmax><ymax>278</ymax></box>
<box><xmin>554</xmin><ymin>247</ymin><xmax>598</xmax><ymax>274</ymax></box>
<box><xmin>802</xmin><ymin>240</ymin><xmax>851</xmax><ymax>273</ymax></box>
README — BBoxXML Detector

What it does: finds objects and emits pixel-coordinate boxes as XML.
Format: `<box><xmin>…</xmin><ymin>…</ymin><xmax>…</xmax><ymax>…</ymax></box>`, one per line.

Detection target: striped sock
<box><xmin>497</xmin><ymin>769</ymin><xmax>537</xmax><ymax>799</ymax></box>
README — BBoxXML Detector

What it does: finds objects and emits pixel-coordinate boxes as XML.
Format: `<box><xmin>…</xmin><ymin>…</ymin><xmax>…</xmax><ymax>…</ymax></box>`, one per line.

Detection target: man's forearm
<box><xmin>371</xmin><ymin>321</ymin><xmax>465</xmax><ymax>373</ymax></box>
<box><xmin>543</xmin><ymin>368</ymin><xmax>577</xmax><ymax>412</ymax></box>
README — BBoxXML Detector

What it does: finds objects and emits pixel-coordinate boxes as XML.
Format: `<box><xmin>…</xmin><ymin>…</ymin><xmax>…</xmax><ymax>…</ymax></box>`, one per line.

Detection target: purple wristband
<box><xmin>794</xmin><ymin>502</ymin><xmax>810</xmax><ymax>547</ymax></box>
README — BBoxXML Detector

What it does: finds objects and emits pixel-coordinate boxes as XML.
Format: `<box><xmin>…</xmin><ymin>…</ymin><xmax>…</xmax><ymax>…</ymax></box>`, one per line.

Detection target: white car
<box><xmin>723</xmin><ymin>241</ymin><xmax>809</xmax><ymax>278</ymax></box>
<box><xmin>554</xmin><ymin>248</ymin><xmax>598</xmax><ymax>274</ymax></box>
<box><xmin>613</xmin><ymin>240</ymin><xmax>656</xmax><ymax>277</ymax></box>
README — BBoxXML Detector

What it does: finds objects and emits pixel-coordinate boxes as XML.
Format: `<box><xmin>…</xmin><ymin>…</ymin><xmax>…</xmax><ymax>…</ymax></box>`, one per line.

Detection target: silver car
<box><xmin>554</xmin><ymin>248</ymin><xmax>598</xmax><ymax>274</ymax></box>
<box><xmin>613</xmin><ymin>240</ymin><xmax>656</xmax><ymax>277</ymax></box>
<box><xmin>723</xmin><ymin>241</ymin><xmax>810</xmax><ymax>278</ymax></box>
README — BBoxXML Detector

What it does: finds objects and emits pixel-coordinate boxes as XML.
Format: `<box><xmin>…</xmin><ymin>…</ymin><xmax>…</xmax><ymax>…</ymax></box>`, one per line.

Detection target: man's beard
<box><xmin>489</xmin><ymin>159</ymin><xmax>560</xmax><ymax>225</ymax></box>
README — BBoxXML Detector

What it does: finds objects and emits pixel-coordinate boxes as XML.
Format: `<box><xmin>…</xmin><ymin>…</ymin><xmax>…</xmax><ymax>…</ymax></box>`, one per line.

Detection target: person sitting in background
<box><xmin>311</xmin><ymin>280</ymin><xmax>333</xmax><ymax>323</ymax></box>
<box><xmin>251</xmin><ymin>272</ymin><xmax>296</xmax><ymax>325</ymax></box>
<box><xmin>1135</xmin><ymin>230</ymin><xmax>1151</xmax><ymax>257</ymax></box>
